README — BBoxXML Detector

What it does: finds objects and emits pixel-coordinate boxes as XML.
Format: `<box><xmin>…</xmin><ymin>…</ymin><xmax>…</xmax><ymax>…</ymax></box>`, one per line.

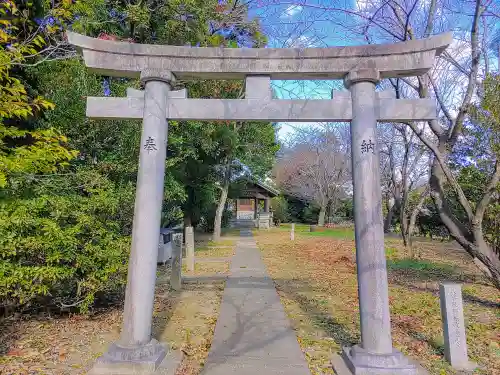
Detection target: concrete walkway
<box><xmin>202</xmin><ymin>230</ymin><xmax>311</xmax><ymax>375</ymax></box>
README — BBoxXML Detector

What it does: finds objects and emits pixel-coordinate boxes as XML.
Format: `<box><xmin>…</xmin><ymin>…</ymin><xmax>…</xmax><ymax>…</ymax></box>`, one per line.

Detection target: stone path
<box><xmin>202</xmin><ymin>230</ymin><xmax>311</xmax><ymax>375</ymax></box>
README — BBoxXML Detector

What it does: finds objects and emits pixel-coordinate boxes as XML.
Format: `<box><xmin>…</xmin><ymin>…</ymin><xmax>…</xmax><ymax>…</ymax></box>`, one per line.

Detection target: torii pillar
<box><xmin>335</xmin><ymin>69</ymin><xmax>416</xmax><ymax>374</ymax></box>
<box><xmin>92</xmin><ymin>71</ymin><xmax>181</xmax><ymax>374</ymax></box>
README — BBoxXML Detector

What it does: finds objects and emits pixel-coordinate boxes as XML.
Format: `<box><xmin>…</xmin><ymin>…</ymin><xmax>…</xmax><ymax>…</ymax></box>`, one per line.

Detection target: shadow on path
<box><xmin>276</xmin><ymin>281</ymin><xmax>359</xmax><ymax>348</ymax></box>
<box><xmin>151</xmin><ymin>264</ymin><xmax>182</xmax><ymax>341</ymax></box>
<box><xmin>183</xmin><ymin>275</ymin><xmax>358</xmax><ymax>352</ymax></box>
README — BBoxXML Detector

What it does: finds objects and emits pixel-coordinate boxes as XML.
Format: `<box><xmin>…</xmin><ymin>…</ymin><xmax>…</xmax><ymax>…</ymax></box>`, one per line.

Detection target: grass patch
<box><xmin>387</xmin><ymin>258</ymin><xmax>457</xmax><ymax>281</ymax></box>
<box><xmin>277</xmin><ymin>223</ymin><xmax>355</xmax><ymax>239</ymax></box>
<box><xmin>385</xmin><ymin>246</ymin><xmax>399</xmax><ymax>260</ymax></box>
<box><xmin>207</xmin><ymin>239</ymin><xmax>235</xmax><ymax>247</ymax></box>
<box><xmin>195</xmin><ymin>245</ymin><xmax>235</xmax><ymax>258</ymax></box>
<box><xmin>182</xmin><ymin>261</ymin><xmax>229</xmax><ymax>275</ymax></box>
<box><xmin>304</xmin><ymin>228</ymin><xmax>355</xmax><ymax>240</ymax></box>
<box><xmin>388</xmin><ymin>258</ymin><xmax>456</xmax><ymax>272</ymax></box>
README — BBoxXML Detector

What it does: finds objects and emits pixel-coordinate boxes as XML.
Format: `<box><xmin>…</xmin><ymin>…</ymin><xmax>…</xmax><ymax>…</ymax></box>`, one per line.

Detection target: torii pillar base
<box><xmin>332</xmin><ymin>346</ymin><xmax>429</xmax><ymax>375</ymax></box>
<box><xmin>88</xmin><ymin>339</ymin><xmax>182</xmax><ymax>375</ymax></box>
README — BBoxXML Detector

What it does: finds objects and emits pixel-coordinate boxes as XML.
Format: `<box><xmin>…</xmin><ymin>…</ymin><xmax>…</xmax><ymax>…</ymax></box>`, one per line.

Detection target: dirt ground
<box><xmin>0</xmin><ymin>236</ymin><xmax>236</xmax><ymax>375</ymax></box>
<box><xmin>254</xmin><ymin>226</ymin><xmax>500</xmax><ymax>375</ymax></box>
<box><xmin>2</xmin><ymin>228</ymin><xmax>498</xmax><ymax>375</ymax></box>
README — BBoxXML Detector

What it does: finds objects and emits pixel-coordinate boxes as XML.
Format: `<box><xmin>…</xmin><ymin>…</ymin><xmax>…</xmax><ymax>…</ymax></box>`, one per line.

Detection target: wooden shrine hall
<box><xmin>229</xmin><ymin>179</ymin><xmax>279</xmax><ymax>228</ymax></box>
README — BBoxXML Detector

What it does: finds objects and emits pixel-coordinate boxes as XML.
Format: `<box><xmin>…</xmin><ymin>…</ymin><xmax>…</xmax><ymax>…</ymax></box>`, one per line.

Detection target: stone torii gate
<box><xmin>68</xmin><ymin>32</ymin><xmax>452</xmax><ymax>375</ymax></box>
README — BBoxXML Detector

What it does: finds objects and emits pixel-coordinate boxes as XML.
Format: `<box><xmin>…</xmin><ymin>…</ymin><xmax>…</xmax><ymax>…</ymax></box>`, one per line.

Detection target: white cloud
<box><xmin>281</xmin><ymin>5</ymin><xmax>303</xmax><ymax>18</ymax></box>
<box><xmin>355</xmin><ymin>0</ymin><xmax>379</xmax><ymax>14</ymax></box>
<box><xmin>277</xmin><ymin>122</ymin><xmax>317</xmax><ymax>141</ymax></box>
<box><xmin>284</xmin><ymin>35</ymin><xmax>317</xmax><ymax>48</ymax></box>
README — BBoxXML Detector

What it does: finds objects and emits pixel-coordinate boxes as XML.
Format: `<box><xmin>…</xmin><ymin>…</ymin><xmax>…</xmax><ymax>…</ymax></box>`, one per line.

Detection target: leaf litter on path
<box><xmin>253</xmin><ymin>228</ymin><xmax>500</xmax><ymax>375</ymax></box>
<box><xmin>1</xmin><ymin>262</ymin><xmax>227</xmax><ymax>375</ymax></box>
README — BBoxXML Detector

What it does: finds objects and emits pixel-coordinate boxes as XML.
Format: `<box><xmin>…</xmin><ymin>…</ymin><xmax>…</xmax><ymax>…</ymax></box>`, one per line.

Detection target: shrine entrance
<box><xmin>68</xmin><ymin>31</ymin><xmax>451</xmax><ymax>375</ymax></box>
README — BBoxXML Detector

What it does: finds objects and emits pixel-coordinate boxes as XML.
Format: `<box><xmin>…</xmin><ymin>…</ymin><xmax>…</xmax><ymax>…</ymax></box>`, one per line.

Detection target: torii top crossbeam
<box><xmin>67</xmin><ymin>32</ymin><xmax>452</xmax><ymax>80</ymax></box>
<box><xmin>67</xmin><ymin>32</ymin><xmax>452</xmax><ymax>123</ymax></box>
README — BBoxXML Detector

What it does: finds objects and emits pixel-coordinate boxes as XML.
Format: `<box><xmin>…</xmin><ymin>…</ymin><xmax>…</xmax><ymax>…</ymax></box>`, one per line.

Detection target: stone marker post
<box><xmin>185</xmin><ymin>226</ymin><xmax>195</xmax><ymax>272</ymax></box>
<box><xmin>290</xmin><ymin>223</ymin><xmax>295</xmax><ymax>241</ymax></box>
<box><xmin>439</xmin><ymin>283</ymin><xmax>476</xmax><ymax>371</ymax></box>
<box><xmin>171</xmin><ymin>233</ymin><xmax>183</xmax><ymax>291</ymax></box>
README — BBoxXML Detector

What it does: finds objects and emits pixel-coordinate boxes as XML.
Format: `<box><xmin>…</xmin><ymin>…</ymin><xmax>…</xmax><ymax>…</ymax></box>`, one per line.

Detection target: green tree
<box><xmin>271</xmin><ymin>195</ymin><xmax>289</xmax><ymax>225</ymax></box>
<box><xmin>211</xmin><ymin>119</ymin><xmax>279</xmax><ymax>240</ymax></box>
<box><xmin>73</xmin><ymin>0</ymin><xmax>266</xmax><ymax>47</ymax></box>
<box><xmin>72</xmin><ymin>0</ymin><xmax>273</xmax><ymax>237</ymax></box>
<box><xmin>0</xmin><ymin>169</ymin><xmax>133</xmax><ymax>312</ymax></box>
<box><xmin>1</xmin><ymin>0</ymin><xmax>275</xmax><ymax>313</ymax></box>
<box><xmin>1</xmin><ymin>56</ymin><xmax>141</xmax><ymax>312</ymax></box>
<box><xmin>0</xmin><ymin>0</ymin><xmax>77</xmax><ymax>187</ymax></box>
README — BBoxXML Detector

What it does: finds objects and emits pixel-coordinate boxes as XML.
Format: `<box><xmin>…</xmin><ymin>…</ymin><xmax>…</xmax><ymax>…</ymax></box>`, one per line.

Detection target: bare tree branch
<box><xmin>449</xmin><ymin>0</ymin><xmax>483</xmax><ymax>146</ymax></box>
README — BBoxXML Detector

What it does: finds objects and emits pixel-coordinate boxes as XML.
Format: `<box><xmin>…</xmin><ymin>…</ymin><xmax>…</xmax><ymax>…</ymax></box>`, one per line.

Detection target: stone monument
<box><xmin>68</xmin><ymin>31</ymin><xmax>452</xmax><ymax>375</ymax></box>
<box><xmin>439</xmin><ymin>283</ymin><xmax>477</xmax><ymax>371</ymax></box>
<box><xmin>258</xmin><ymin>212</ymin><xmax>271</xmax><ymax>229</ymax></box>
<box><xmin>185</xmin><ymin>226</ymin><xmax>195</xmax><ymax>272</ymax></box>
<box><xmin>170</xmin><ymin>233</ymin><xmax>182</xmax><ymax>292</ymax></box>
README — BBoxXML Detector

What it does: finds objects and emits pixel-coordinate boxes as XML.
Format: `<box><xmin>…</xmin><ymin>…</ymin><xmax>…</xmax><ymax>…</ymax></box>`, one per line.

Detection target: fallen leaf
<box><xmin>7</xmin><ymin>348</ymin><xmax>27</xmax><ymax>357</ymax></box>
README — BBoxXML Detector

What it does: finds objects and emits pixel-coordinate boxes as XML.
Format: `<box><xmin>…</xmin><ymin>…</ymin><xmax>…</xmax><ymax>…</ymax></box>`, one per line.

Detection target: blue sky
<box><xmin>243</xmin><ymin>0</ymin><xmax>500</xmax><ymax>140</ymax></box>
<box><xmin>248</xmin><ymin>1</ymin><xmax>362</xmax><ymax>140</ymax></box>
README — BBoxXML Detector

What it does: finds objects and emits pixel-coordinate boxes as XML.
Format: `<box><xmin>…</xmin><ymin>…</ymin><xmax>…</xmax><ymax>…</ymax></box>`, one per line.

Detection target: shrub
<box><xmin>0</xmin><ymin>169</ymin><xmax>133</xmax><ymax>313</ymax></box>
<box><xmin>271</xmin><ymin>195</ymin><xmax>289</xmax><ymax>223</ymax></box>
<box><xmin>199</xmin><ymin>207</ymin><xmax>233</xmax><ymax>232</ymax></box>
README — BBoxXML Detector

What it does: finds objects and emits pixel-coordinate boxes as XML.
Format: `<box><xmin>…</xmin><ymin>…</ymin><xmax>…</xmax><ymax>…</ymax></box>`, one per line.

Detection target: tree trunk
<box><xmin>384</xmin><ymin>198</ymin><xmax>395</xmax><ymax>233</ymax></box>
<box><xmin>430</xmin><ymin>160</ymin><xmax>500</xmax><ymax>288</ymax></box>
<box><xmin>318</xmin><ymin>204</ymin><xmax>326</xmax><ymax>226</ymax></box>
<box><xmin>400</xmin><ymin>203</ymin><xmax>409</xmax><ymax>247</ymax></box>
<box><xmin>408</xmin><ymin>187</ymin><xmax>429</xmax><ymax>258</ymax></box>
<box><xmin>401</xmin><ymin>0</ymin><xmax>500</xmax><ymax>286</ymax></box>
<box><xmin>213</xmin><ymin>181</ymin><xmax>229</xmax><ymax>242</ymax></box>
<box><xmin>471</xmin><ymin>223</ymin><xmax>499</xmax><ymax>284</ymax></box>
<box><xmin>468</xmin><ymin>240</ymin><xmax>499</xmax><ymax>288</ymax></box>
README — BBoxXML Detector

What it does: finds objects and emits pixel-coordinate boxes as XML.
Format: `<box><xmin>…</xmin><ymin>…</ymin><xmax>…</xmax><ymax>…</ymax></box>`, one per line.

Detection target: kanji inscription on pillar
<box><xmin>144</xmin><ymin>136</ymin><xmax>157</xmax><ymax>153</ymax></box>
<box><xmin>361</xmin><ymin>139</ymin><xmax>375</xmax><ymax>154</ymax></box>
